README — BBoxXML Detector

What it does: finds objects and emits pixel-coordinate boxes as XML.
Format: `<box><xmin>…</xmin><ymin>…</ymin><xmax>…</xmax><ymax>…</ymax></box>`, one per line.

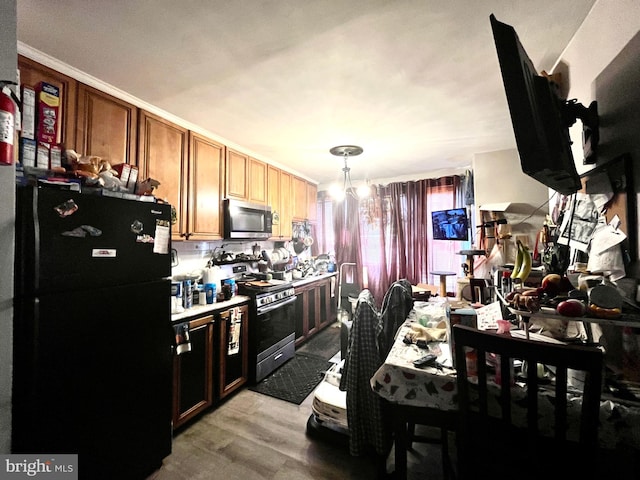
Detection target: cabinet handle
<box><xmin>274</xmin><ymin>353</ymin><xmax>283</xmax><ymax>361</ymax></box>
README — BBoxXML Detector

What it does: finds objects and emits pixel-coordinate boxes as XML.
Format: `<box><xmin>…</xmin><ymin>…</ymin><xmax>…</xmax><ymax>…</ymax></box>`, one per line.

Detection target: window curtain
<box><xmin>332</xmin><ymin>188</ymin><xmax>364</xmax><ymax>292</ymax></box>
<box><xmin>318</xmin><ymin>176</ymin><xmax>464</xmax><ymax>307</ymax></box>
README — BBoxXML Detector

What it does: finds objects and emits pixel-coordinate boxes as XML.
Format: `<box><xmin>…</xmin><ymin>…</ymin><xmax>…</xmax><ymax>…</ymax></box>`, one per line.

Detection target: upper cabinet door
<box><xmin>248</xmin><ymin>157</ymin><xmax>267</xmax><ymax>205</ymax></box>
<box><xmin>76</xmin><ymin>84</ymin><xmax>138</xmax><ymax>166</ymax></box>
<box><xmin>292</xmin><ymin>176</ymin><xmax>308</xmax><ymax>220</ymax></box>
<box><xmin>188</xmin><ymin>132</ymin><xmax>224</xmax><ymax>240</ymax></box>
<box><xmin>18</xmin><ymin>55</ymin><xmax>78</xmax><ymax>148</ymax></box>
<box><xmin>138</xmin><ymin>110</ymin><xmax>189</xmax><ymax>238</ymax></box>
<box><xmin>267</xmin><ymin>165</ymin><xmax>281</xmax><ymax>238</ymax></box>
<box><xmin>306</xmin><ymin>182</ymin><xmax>318</xmax><ymax>222</ymax></box>
<box><xmin>279</xmin><ymin>171</ymin><xmax>293</xmax><ymax>239</ymax></box>
<box><xmin>225</xmin><ymin>149</ymin><xmax>249</xmax><ymax>201</ymax></box>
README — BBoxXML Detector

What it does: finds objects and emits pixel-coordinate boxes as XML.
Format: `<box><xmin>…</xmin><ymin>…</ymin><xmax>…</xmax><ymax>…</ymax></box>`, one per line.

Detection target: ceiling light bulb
<box><xmin>357</xmin><ymin>184</ymin><xmax>371</xmax><ymax>198</ymax></box>
<box><xmin>329</xmin><ymin>183</ymin><xmax>345</xmax><ymax>201</ymax></box>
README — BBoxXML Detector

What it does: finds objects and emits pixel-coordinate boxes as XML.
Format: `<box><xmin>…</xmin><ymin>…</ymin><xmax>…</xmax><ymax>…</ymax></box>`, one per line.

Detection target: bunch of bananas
<box><xmin>511</xmin><ymin>239</ymin><xmax>532</xmax><ymax>282</ymax></box>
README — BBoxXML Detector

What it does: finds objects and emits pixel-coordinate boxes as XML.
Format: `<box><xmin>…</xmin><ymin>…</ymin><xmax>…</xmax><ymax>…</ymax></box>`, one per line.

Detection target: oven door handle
<box><xmin>256</xmin><ymin>294</ymin><xmax>297</xmax><ymax>314</ymax></box>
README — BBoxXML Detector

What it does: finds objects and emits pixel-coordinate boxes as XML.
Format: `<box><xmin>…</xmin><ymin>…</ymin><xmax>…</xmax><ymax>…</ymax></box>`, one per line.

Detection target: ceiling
<box><xmin>16</xmin><ymin>0</ymin><xmax>596</xmax><ymax>188</ymax></box>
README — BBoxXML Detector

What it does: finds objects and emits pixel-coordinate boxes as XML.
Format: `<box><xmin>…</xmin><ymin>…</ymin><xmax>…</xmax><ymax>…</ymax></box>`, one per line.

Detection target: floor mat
<box><xmin>296</xmin><ymin>324</ymin><xmax>342</xmax><ymax>360</ymax></box>
<box><xmin>250</xmin><ymin>353</ymin><xmax>333</xmax><ymax>405</ymax></box>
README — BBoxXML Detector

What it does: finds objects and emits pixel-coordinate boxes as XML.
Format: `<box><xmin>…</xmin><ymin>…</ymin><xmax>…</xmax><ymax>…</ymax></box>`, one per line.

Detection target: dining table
<box><xmin>370</xmin><ymin>309</ymin><xmax>640</xmax><ymax>478</ymax></box>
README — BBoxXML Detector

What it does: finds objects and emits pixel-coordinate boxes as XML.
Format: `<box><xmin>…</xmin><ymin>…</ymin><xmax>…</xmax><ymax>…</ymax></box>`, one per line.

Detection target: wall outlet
<box><xmin>193</xmin><ymin>242</ymin><xmax>209</xmax><ymax>251</ymax></box>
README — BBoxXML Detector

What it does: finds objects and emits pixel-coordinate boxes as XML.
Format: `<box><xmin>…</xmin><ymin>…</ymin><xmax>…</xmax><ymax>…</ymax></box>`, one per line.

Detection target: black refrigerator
<box><xmin>13</xmin><ymin>185</ymin><xmax>174</xmax><ymax>480</ymax></box>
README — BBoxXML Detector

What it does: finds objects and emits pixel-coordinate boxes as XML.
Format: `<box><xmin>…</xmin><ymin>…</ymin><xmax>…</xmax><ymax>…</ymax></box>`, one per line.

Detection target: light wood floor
<box><xmin>147</xmin><ymin>387</ymin><xmax>452</xmax><ymax>480</ymax></box>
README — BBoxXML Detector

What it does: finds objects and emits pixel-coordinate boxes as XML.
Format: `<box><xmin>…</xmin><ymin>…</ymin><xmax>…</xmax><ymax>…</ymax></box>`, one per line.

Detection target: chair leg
<box><xmin>441</xmin><ymin>427</ymin><xmax>450</xmax><ymax>480</ymax></box>
<box><xmin>407</xmin><ymin>422</ymin><xmax>415</xmax><ymax>450</ymax></box>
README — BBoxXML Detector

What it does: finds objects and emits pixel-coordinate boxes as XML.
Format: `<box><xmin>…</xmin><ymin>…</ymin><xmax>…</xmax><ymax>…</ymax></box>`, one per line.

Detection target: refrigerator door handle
<box><xmin>32</xmin><ymin>187</ymin><xmax>41</xmax><ymax>292</ymax></box>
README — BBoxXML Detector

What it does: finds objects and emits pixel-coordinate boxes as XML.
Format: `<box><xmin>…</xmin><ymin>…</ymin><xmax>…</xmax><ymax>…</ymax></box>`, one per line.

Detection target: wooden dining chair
<box><xmin>452</xmin><ymin>324</ymin><xmax>603</xmax><ymax>479</ymax></box>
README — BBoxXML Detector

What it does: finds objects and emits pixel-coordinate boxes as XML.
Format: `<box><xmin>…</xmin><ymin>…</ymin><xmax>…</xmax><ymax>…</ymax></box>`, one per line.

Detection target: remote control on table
<box><xmin>413</xmin><ymin>353</ymin><xmax>437</xmax><ymax>368</ymax></box>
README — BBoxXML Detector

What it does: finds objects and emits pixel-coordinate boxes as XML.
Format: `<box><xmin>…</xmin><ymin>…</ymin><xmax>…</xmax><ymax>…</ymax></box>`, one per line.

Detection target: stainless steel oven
<box><xmin>238</xmin><ymin>282</ymin><xmax>297</xmax><ymax>382</ymax></box>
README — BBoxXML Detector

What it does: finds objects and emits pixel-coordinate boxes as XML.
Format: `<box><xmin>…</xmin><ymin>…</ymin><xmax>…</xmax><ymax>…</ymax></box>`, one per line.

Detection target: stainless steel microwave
<box><xmin>223</xmin><ymin>199</ymin><xmax>272</xmax><ymax>239</ymax></box>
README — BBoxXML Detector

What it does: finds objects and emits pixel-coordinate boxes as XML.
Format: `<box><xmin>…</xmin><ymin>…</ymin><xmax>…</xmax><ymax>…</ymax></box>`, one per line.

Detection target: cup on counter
<box><xmin>182</xmin><ymin>279</ymin><xmax>193</xmax><ymax>309</ymax></box>
<box><xmin>205</xmin><ymin>283</ymin><xmax>216</xmax><ymax>304</ymax></box>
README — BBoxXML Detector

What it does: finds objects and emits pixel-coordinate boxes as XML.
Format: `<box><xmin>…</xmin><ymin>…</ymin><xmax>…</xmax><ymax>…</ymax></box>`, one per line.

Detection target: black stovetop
<box><xmin>236</xmin><ymin>278</ymin><xmax>293</xmax><ymax>295</ymax></box>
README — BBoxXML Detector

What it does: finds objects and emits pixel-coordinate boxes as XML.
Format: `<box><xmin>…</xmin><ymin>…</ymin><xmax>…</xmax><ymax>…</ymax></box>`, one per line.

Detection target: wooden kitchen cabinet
<box><xmin>225</xmin><ymin>148</ymin><xmax>249</xmax><ymax>201</ymax></box>
<box><xmin>18</xmin><ymin>55</ymin><xmax>78</xmax><ymax>148</ymax></box>
<box><xmin>186</xmin><ymin>132</ymin><xmax>224</xmax><ymax>240</ymax></box>
<box><xmin>292</xmin><ymin>175</ymin><xmax>308</xmax><ymax>220</ymax></box>
<box><xmin>248</xmin><ymin>157</ymin><xmax>267</xmax><ymax>205</ymax></box>
<box><xmin>137</xmin><ymin>110</ymin><xmax>189</xmax><ymax>238</ymax></box>
<box><xmin>306</xmin><ymin>182</ymin><xmax>318</xmax><ymax>222</ymax></box>
<box><xmin>217</xmin><ymin>304</ymin><xmax>249</xmax><ymax>400</ymax></box>
<box><xmin>172</xmin><ymin>315</ymin><xmax>214</xmax><ymax>429</ymax></box>
<box><xmin>267</xmin><ymin>165</ymin><xmax>294</xmax><ymax>239</ymax></box>
<box><xmin>294</xmin><ymin>275</ymin><xmax>337</xmax><ymax>346</ymax></box>
<box><xmin>75</xmin><ymin>84</ymin><xmax>137</xmax><ymax>165</ymax></box>
<box><xmin>225</xmin><ymin>151</ymin><xmax>267</xmax><ymax>205</ymax></box>
<box><xmin>279</xmin><ymin>170</ymin><xmax>293</xmax><ymax>238</ymax></box>
<box><xmin>267</xmin><ymin>165</ymin><xmax>282</xmax><ymax>238</ymax></box>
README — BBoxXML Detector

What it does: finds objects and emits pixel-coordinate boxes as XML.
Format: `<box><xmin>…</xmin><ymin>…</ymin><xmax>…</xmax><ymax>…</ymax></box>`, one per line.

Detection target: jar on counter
<box><xmin>196</xmin><ymin>284</ymin><xmax>206</xmax><ymax>305</ymax></box>
<box><xmin>222</xmin><ymin>279</ymin><xmax>236</xmax><ymax>300</ymax></box>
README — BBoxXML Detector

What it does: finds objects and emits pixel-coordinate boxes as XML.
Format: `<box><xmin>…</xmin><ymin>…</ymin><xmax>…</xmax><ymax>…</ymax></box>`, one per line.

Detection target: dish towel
<box><xmin>174</xmin><ymin>322</ymin><xmax>192</xmax><ymax>355</ymax></box>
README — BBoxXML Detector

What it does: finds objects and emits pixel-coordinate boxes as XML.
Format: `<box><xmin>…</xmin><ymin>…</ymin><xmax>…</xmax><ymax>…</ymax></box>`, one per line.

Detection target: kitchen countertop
<box><xmin>291</xmin><ymin>271</ymin><xmax>337</xmax><ymax>288</ymax></box>
<box><xmin>171</xmin><ymin>295</ymin><xmax>250</xmax><ymax>322</ymax></box>
<box><xmin>171</xmin><ymin>273</ymin><xmax>337</xmax><ymax>322</ymax></box>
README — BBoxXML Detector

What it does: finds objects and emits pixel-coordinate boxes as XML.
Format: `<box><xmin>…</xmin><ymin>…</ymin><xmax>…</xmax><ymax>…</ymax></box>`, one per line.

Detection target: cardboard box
<box><xmin>36</xmin><ymin>82</ymin><xmax>60</xmax><ymax>145</ymax></box>
<box><xmin>21</xmin><ymin>85</ymin><xmax>36</xmax><ymax>140</ymax></box>
<box><xmin>50</xmin><ymin>145</ymin><xmax>62</xmax><ymax>169</ymax></box>
<box><xmin>112</xmin><ymin>163</ymin><xmax>131</xmax><ymax>185</ymax></box>
<box><xmin>127</xmin><ymin>166</ymin><xmax>139</xmax><ymax>193</ymax></box>
<box><xmin>36</xmin><ymin>142</ymin><xmax>49</xmax><ymax>169</ymax></box>
<box><xmin>20</xmin><ymin>138</ymin><xmax>36</xmax><ymax>167</ymax></box>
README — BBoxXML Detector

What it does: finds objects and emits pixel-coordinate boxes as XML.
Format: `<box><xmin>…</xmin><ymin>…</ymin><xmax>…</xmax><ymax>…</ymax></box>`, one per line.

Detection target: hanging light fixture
<box><xmin>329</xmin><ymin>145</ymin><xmax>368</xmax><ymax>200</ymax></box>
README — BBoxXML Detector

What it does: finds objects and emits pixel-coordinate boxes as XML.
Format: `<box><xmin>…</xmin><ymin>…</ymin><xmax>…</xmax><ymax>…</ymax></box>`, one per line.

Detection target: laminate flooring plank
<box><xmin>148</xmin><ymin>386</ymin><xmax>449</xmax><ymax>480</ymax></box>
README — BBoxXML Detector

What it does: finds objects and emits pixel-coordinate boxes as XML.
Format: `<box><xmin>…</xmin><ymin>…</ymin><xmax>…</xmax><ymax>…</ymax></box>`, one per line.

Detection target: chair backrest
<box><xmin>378</xmin><ymin>279</ymin><xmax>414</xmax><ymax>360</ymax></box>
<box><xmin>452</xmin><ymin>324</ymin><xmax>603</xmax><ymax>477</ymax></box>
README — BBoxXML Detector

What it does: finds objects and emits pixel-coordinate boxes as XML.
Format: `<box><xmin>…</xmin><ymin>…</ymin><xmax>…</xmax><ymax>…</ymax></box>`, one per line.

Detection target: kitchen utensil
<box><xmin>293</xmin><ymin>240</ymin><xmax>306</xmax><ymax>254</ymax></box>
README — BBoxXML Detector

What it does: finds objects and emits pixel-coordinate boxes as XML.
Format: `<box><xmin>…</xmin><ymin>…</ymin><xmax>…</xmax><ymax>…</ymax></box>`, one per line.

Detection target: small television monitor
<box><xmin>489</xmin><ymin>14</ymin><xmax>599</xmax><ymax>195</ymax></box>
<box><xmin>431</xmin><ymin>208</ymin><xmax>469</xmax><ymax>241</ymax></box>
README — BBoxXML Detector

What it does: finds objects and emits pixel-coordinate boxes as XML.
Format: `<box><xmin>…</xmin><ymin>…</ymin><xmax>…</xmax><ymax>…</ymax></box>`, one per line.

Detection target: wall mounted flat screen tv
<box><xmin>432</xmin><ymin>208</ymin><xmax>469</xmax><ymax>241</ymax></box>
<box><xmin>490</xmin><ymin>14</ymin><xmax>599</xmax><ymax>195</ymax></box>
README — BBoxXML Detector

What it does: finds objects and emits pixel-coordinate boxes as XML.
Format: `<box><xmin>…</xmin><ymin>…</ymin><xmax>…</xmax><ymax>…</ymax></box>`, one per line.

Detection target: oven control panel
<box><xmin>255</xmin><ymin>287</ymin><xmax>296</xmax><ymax>307</ymax></box>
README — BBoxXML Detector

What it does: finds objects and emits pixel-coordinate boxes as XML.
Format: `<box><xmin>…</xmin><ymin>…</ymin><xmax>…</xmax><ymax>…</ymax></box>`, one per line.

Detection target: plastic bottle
<box><xmin>205</xmin><ymin>283</ymin><xmax>216</xmax><ymax>304</ymax></box>
<box><xmin>501</xmin><ymin>270</ymin><xmax>512</xmax><ymax>296</ymax></box>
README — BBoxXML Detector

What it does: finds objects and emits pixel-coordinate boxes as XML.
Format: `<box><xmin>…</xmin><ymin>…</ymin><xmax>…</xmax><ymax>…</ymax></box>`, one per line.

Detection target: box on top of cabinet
<box><xmin>21</xmin><ymin>85</ymin><xmax>36</xmax><ymax>140</ymax></box>
<box><xmin>35</xmin><ymin>82</ymin><xmax>60</xmax><ymax>145</ymax></box>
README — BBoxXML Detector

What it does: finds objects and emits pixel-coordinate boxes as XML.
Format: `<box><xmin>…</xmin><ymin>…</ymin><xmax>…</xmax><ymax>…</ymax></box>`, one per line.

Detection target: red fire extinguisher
<box><xmin>1</xmin><ymin>80</ymin><xmax>20</xmax><ymax>166</ymax></box>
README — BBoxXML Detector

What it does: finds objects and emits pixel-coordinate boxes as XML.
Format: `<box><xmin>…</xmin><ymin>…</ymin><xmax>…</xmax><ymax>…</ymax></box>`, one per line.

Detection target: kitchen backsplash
<box><xmin>171</xmin><ymin>239</ymin><xmax>312</xmax><ymax>281</ymax></box>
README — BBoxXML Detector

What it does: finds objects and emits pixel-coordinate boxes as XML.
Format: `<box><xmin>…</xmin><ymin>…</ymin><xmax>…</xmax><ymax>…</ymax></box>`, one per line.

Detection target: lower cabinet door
<box><xmin>173</xmin><ymin>318</ymin><xmax>214</xmax><ymax>429</ymax></box>
<box><xmin>218</xmin><ymin>304</ymin><xmax>249</xmax><ymax>400</ymax></box>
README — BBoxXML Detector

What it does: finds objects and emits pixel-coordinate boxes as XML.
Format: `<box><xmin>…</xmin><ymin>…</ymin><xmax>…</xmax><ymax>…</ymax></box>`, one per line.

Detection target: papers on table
<box><xmin>475</xmin><ymin>301</ymin><xmax>503</xmax><ymax>330</ymax></box>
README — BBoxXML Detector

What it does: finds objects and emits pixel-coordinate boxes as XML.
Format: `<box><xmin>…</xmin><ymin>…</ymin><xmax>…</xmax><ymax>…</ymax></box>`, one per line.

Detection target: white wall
<box><xmin>0</xmin><ymin>0</ymin><xmax>17</xmax><ymax>455</ymax></box>
<box><xmin>560</xmin><ymin>0</ymin><xmax>640</xmax><ymax>177</ymax></box>
<box><xmin>472</xmin><ymin>148</ymin><xmax>550</xmax><ymax>262</ymax></box>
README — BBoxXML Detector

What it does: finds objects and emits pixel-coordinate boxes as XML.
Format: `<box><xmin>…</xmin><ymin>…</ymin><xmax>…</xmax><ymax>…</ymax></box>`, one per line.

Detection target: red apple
<box><xmin>541</xmin><ymin>274</ymin><xmax>562</xmax><ymax>296</ymax></box>
<box><xmin>556</xmin><ymin>299</ymin><xmax>586</xmax><ymax>317</ymax></box>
